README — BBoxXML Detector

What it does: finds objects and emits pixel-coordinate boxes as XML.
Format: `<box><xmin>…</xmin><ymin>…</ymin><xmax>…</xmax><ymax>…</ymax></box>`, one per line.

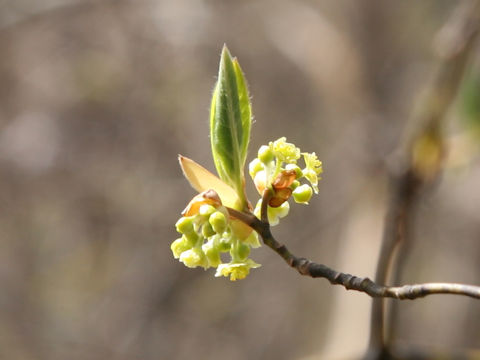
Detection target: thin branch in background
<box><xmin>367</xmin><ymin>1</ymin><xmax>480</xmax><ymax>358</ymax></box>
<box><xmin>226</xmin><ymin>191</ymin><xmax>480</xmax><ymax>300</ymax></box>
<box><xmin>367</xmin><ymin>170</ymin><xmax>421</xmax><ymax>358</ymax></box>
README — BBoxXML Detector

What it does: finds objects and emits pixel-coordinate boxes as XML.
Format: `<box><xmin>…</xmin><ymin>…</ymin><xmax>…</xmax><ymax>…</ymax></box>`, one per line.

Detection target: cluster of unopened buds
<box><xmin>172</xmin><ymin>189</ymin><xmax>261</xmax><ymax>281</ymax></box>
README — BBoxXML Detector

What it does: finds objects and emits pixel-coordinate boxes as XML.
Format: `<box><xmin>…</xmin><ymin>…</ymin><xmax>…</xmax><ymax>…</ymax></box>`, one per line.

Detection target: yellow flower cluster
<box><xmin>248</xmin><ymin>137</ymin><xmax>323</xmax><ymax>225</ymax></box>
<box><xmin>171</xmin><ymin>190</ymin><xmax>261</xmax><ymax>281</ymax></box>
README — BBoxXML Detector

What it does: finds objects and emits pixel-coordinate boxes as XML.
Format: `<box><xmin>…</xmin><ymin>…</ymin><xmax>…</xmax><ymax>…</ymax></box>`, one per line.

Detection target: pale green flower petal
<box><xmin>180</xmin><ymin>247</ymin><xmax>209</xmax><ymax>269</ymax></box>
<box><xmin>254</xmin><ymin>199</ymin><xmax>290</xmax><ymax>226</ymax></box>
<box><xmin>215</xmin><ymin>259</ymin><xmax>261</xmax><ymax>281</ymax></box>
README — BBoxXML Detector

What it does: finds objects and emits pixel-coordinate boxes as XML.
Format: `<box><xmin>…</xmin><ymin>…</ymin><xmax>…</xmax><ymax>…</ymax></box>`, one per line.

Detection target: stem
<box><xmin>225</xmin><ymin>191</ymin><xmax>480</xmax><ymax>300</ymax></box>
<box><xmin>369</xmin><ymin>170</ymin><xmax>421</xmax><ymax>352</ymax></box>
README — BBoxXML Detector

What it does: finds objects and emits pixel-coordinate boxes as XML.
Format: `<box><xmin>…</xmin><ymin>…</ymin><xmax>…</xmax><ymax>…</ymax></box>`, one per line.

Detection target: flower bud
<box><xmin>203</xmin><ymin>241</ymin><xmax>222</xmax><ymax>267</ymax></box>
<box><xmin>209</xmin><ymin>211</ymin><xmax>227</xmax><ymax>234</ymax></box>
<box><xmin>199</xmin><ymin>204</ymin><xmax>216</xmax><ymax>217</ymax></box>
<box><xmin>258</xmin><ymin>145</ymin><xmax>274</xmax><ymax>163</ymax></box>
<box><xmin>235</xmin><ymin>242</ymin><xmax>250</xmax><ymax>261</ymax></box>
<box><xmin>293</xmin><ymin>184</ymin><xmax>313</xmax><ymax>204</ymax></box>
<box><xmin>171</xmin><ymin>237</ymin><xmax>192</xmax><ymax>258</ymax></box>
<box><xmin>218</xmin><ymin>237</ymin><xmax>231</xmax><ymax>252</ymax></box>
<box><xmin>249</xmin><ymin>158</ymin><xmax>263</xmax><ymax>178</ymax></box>
<box><xmin>253</xmin><ymin>170</ymin><xmax>267</xmax><ymax>194</ymax></box>
<box><xmin>202</xmin><ymin>222</ymin><xmax>216</xmax><ymax>238</ymax></box>
<box><xmin>175</xmin><ymin>216</ymin><xmax>195</xmax><ymax>234</ymax></box>
<box><xmin>183</xmin><ymin>230</ymin><xmax>200</xmax><ymax>246</ymax></box>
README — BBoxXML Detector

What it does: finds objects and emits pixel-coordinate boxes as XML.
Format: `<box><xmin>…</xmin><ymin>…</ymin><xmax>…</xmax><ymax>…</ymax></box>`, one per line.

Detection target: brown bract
<box><xmin>181</xmin><ymin>189</ymin><xmax>222</xmax><ymax>216</ymax></box>
<box><xmin>269</xmin><ymin>170</ymin><xmax>297</xmax><ymax>207</ymax></box>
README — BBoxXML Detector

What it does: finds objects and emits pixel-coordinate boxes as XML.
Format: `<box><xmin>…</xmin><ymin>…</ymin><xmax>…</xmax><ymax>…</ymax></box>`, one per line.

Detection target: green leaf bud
<box><xmin>293</xmin><ymin>184</ymin><xmax>313</xmax><ymax>204</ymax></box>
<box><xmin>175</xmin><ymin>216</ymin><xmax>195</xmax><ymax>234</ymax></box>
<box><xmin>171</xmin><ymin>237</ymin><xmax>192</xmax><ymax>259</ymax></box>
<box><xmin>209</xmin><ymin>211</ymin><xmax>227</xmax><ymax>234</ymax></box>
<box><xmin>202</xmin><ymin>222</ymin><xmax>216</xmax><ymax>238</ymax></box>
<box><xmin>210</xmin><ymin>45</ymin><xmax>252</xmax><ymax>209</ymax></box>
<box><xmin>258</xmin><ymin>145</ymin><xmax>274</xmax><ymax>164</ymax></box>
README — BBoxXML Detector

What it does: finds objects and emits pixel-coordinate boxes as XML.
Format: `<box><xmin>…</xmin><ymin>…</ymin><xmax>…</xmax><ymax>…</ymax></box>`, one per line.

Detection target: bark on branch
<box><xmin>226</xmin><ymin>189</ymin><xmax>480</xmax><ymax>300</ymax></box>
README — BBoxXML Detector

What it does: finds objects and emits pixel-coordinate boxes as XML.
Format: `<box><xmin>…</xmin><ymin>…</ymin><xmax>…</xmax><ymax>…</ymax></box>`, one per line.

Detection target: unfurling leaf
<box><xmin>210</xmin><ymin>45</ymin><xmax>252</xmax><ymax>210</ymax></box>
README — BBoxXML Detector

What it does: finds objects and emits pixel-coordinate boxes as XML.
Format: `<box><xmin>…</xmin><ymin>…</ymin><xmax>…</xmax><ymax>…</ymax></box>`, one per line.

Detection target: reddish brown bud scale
<box><xmin>269</xmin><ymin>188</ymin><xmax>293</xmax><ymax>207</ymax></box>
<box><xmin>267</xmin><ymin>169</ymin><xmax>298</xmax><ymax>207</ymax></box>
<box><xmin>182</xmin><ymin>189</ymin><xmax>222</xmax><ymax>216</ymax></box>
<box><xmin>272</xmin><ymin>170</ymin><xmax>297</xmax><ymax>190</ymax></box>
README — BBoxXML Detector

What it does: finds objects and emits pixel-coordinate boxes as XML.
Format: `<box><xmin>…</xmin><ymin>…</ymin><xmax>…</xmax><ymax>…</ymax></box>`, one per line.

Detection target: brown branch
<box><xmin>368</xmin><ymin>168</ymin><xmax>421</xmax><ymax>354</ymax></box>
<box><xmin>226</xmin><ymin>190</ymin><xmax>480</xmax><ymax>300</ymax></box>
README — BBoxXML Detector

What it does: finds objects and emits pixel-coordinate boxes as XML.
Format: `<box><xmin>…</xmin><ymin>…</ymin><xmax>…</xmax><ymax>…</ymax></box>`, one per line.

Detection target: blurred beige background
<box><xmin>0</xmin><ymin>1</ymin><xmax>479</xmax><ymax>359</ymax></box>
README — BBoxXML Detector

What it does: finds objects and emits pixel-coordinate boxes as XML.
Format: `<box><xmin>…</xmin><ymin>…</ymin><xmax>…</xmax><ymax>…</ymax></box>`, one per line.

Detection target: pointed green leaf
<box><xmin>233</xmin><ymin>57</ymin><xmax>251</xmax><ymax>161</ymax></box>
<box><xmin>210</xmin><ymin>45</ymin><xmax>252</xmax><ymax>208</ymax></box>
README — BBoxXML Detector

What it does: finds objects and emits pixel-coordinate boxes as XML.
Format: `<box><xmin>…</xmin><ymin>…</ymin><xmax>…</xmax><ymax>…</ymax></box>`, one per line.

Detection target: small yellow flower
<box><xmin>215</xmin><ymin>259</ymin><xmax>261</xmax><ymax>281</ymax></box>
<box><xmin>179</xmin><ymin>247</ymin><xmax>209</xmax><ymax>269</ymax></box>
<box><xmin>272</xmin><ymin>137</ymin><xmax>301</xmax><ymax>164</ymax></box>
<box><xmin>303</xmin><ymin>152</ymin><xmax>322</xmax><ymax>193</ymax></box>
<box><xmin>174</xmin><ymin>155</ymin><xmax>261</xmax><ymax>280</ymax></box>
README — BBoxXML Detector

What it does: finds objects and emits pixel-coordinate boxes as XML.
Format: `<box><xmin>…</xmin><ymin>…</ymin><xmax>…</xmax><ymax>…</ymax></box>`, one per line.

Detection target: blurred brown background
<box><xmin>0</xmin><ymin>1</ymin><xmax>479</xmax><ymax>359</ymax></box>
